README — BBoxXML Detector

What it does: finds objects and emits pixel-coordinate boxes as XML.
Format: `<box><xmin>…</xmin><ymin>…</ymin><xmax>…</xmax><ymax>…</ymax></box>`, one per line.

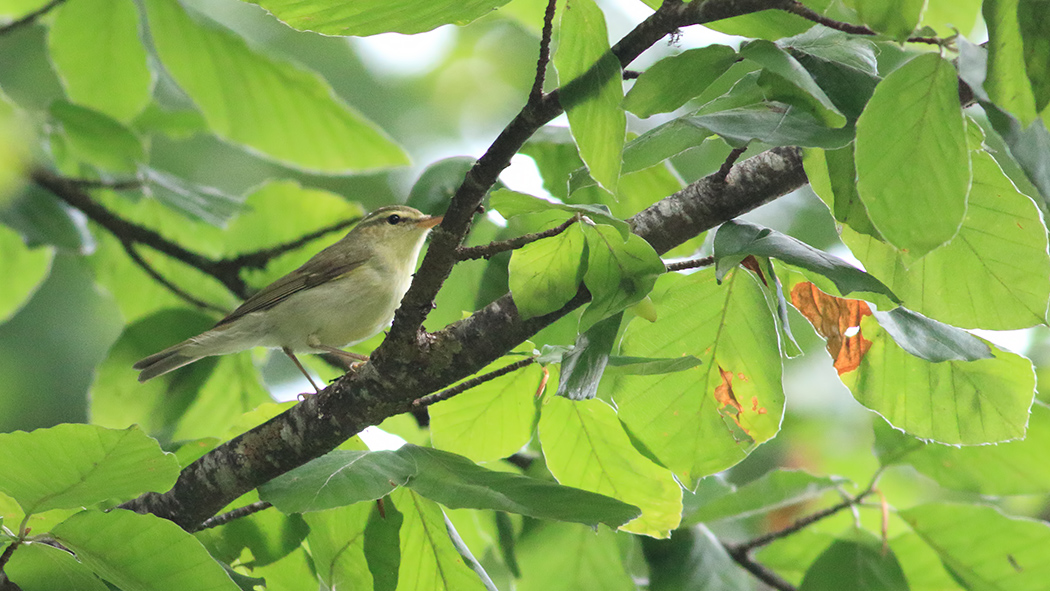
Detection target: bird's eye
<box><xmin>386</xmin><ymin>214</ymin><xmax>401</xmax><ymax>225</ymax></box>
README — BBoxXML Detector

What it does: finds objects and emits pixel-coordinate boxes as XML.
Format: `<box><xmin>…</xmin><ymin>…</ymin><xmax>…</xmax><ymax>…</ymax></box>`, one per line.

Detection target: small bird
<box><xmin>134</xmin><ymin>205</ymin><xmax>443</xmax><ymax>392</ymax></box>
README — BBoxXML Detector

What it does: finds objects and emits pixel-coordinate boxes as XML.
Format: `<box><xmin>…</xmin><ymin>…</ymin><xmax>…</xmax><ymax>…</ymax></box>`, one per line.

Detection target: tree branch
<box><xmin>119</xmin><ymin>240</ymin><xmax>227</xmax><ymax>314</ymax></box>
<box><xmin>197</xmin><ymin>501</ymin><xmax>272</xmax><ymax>530</ymax></box>
<box><xmin>455</xmin><ymin>216</ymin><xmax>579</xmax><ymax>260</ymax></box>
<box><xmin>528</xmin><ymin>0</ymin><xmax>559</xmax><ymax>104</ymax></box>
<box><xmin>778</xmin><ymin>0</ymin><xmax>944</xmax><ymax>44</ymax></box>
<box><xmin>413</xmin><ymin>357</ymin><xmax>536</xmax><ymax>407</ymax></box>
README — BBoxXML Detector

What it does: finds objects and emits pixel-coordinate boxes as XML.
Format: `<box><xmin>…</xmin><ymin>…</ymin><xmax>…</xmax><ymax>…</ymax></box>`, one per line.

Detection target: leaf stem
<box><xmin>413</xmin><ymin>357</ymin><xmax>536</xmax><ymax>407</ymax></box>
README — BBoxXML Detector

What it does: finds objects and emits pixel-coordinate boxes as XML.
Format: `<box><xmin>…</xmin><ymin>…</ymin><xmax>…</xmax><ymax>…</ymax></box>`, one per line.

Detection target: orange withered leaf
<box><xmin>790</xmin><ymin>282</ymin><xmax>873</xmax><ymax>375</ymax></box>
<box><xmin>713</xmin><ymin>365</ymin><xmax>743</xmax><ymax>413</ymax></box>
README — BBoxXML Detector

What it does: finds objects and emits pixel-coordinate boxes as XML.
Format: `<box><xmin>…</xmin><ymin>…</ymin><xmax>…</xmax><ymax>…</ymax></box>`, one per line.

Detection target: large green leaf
<box><xmin>195</xmin><ymin>492</ymin><xmax>308</xmax><ymax>568</ymax></box>
<box><xmin>984</xmin><ymin>0</ymin><xmax>1039</xmax><ymax>125</ymax></box>
<box><xmin>845</xmin><ymin>0</ymin><xmax>924</xmax><ymax>40</ymax></box>
<box><xmin>489</xmin><ymin>189</ymin><xmax>629</xmax><ymax>237</ymax></box>
<box><xmin>1018</xmin><ymin>0</ymin><xmax>1050</xmax><ymax>112</ymax></box>
<box><xmin>855</xmin><ymin>53</ymin><xmax>970</xmax><ymax>258</ymax></box>
<box><xmin>429</xmin><ymin>359</ymin><xmax>542</xmax><ymax>462</ymax></box>
<box><xmin>555</xmin><ymin>0</ymin><xmax>625</xmax><ymax>194</ymax></box>
<box><xmin>799</xmin><ymin>529</ymin><xmax>908</xmax><ymax>591</ymax></box>
<box><xmin>48</xmin><ymin>0</ymin><xmax>152</xmax><ymax>122</ymax></box>
<box><xmin>515</xmin><ymin>523</ymin><xmax>635</xmax><ymax>591</ymax></box>
<box><xmin>52</xmin><ymin>509</ymin><xmax>239</xmax><ymax>591</ymax></box>
<box><xmin>143</xmin><ymin>0</ymin><xmax>408</xmax><ymax>173</ymax></box>
<box><xmin>244</xmin><ymin>0</ymin><xmax>512</xmax><ymax>36</ymax></box>
<box><xmin>684</xmin><ymin>470</ymin><xmax>847</xmax><ymax>526</ymax></box>
<box><xmin>0</xmin><ymin>223</ymin><xmax>52</xmax><ymax>323</ymax></box>
<box><xmin>580</xmin><ymin>224</ymin><xmax>664</xmax><ymax>331</ymax></box>
<box><xmin>608</xmin><ymin>269</ymin><xmax>785</xmax><ymax>488</ymax></box>
<box><xmin>262</xmin><ymin>445</ymin><xmax>640</xmax><ymax>529</ymax></box>
<box><xmin>50</xmin><ymin>101</ymin><xmax>145</xmax><ymax>174</ymax></box>
<box><xmin>713</xmin><ymin>219</ymin><xmax>897</xmax><ymax>303</ymax></box>
<box><xmin>0</xmin><ymin>424</ymin><xmax>179</xmax><ymax>514</ymax></box>
<box><xmin>4</xmin><ymin>541</ymin><xmax>109</xmax><ymax>591</ymax></box>
<box><xmin>539</xmin><ymin>396</ymin><xmax>683</xmax><ymax>537</ymax></box>
<box><xmin>797</xmin><ymin>286</ymin><xmax>1037</xmax><ymax>444</ymax></box>
<box><xmin>390</xmin><ymin>488</ymin><xmax>491</xmax><ymax>591</ymax></box>
<box><xmin>844</xmin><ymin>150</ymin><xmax>1049</xmax><ymax>330</ymax></box>
<box><xmin>876</xmin><ymin>403</ymin><xmax>1050</xmax><ymax>496</ymax></box>
<box><xmin>687</xmin><ymin>103</ymin><xmax>854</xmax><ymax>149</ymax></box>
<box><xmin>623</xmin><ymin>45</ymin><xmax>738</xmax><ymax>118</ymax></box>
<box><xmin>739</xmin><ymin>39</ymin><xmax>846</xmax><ymax>127</ymax></box>
<box><xmin>804</xmin><ymin>146</ymin><xmax>880</xmax><ymax>239</ymax></box>
<box><xmin>901</xmin><ymin>503</ymin><xmax>1050</xmax><ymax>591</ymax></box>
<box><xmin>643</xmin><ymin>525</ymin><xmax>751</xmax><ymax>591</ymax></box>
<box><xmin>507</xmin><ymin>221</ymin><xmax>586</xmax><ymax>319</ymax></box>
<box><xmin>302</xmin><ymin>502</ymin><xmax>374</xmax><ymax>590</ymax></box>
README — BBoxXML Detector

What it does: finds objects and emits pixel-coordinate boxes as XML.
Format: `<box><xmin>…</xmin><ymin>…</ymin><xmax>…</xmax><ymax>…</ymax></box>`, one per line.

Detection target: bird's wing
<box><xmin>216</xmin><ymin>251</ymin><xmax>368</xmax><ymax>327</ymax></box>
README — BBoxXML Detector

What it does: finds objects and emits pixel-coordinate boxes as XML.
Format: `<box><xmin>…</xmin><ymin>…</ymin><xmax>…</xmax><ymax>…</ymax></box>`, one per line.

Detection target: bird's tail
<box><xmin>133</xmin><ymin>342</ymin><xmax>203</xmax><ymax>383</ymax></box>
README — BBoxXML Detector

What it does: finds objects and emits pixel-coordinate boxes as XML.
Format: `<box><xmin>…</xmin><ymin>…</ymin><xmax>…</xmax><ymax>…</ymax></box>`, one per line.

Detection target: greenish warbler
<box><xmin>134</xmin><ymin>205</ymin><xmax>442</xmax><ymax>391</ymax></box>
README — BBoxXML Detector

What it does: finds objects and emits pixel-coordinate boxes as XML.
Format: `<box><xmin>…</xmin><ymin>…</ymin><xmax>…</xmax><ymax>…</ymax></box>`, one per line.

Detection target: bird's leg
<box><xmin>307</xmin><ymin>336</ymin><xmax>369</xmax><ymax>369</ymax></box>
<box><xmin>283</xmin><ymin>347</ymin><xmax>322</xmax><ymax>393</ymax></box>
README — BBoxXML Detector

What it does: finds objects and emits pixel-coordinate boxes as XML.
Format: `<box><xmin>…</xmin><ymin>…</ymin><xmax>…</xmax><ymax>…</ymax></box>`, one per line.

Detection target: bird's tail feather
<box><xmin>133</xmin><ymin>343</ymin><xmax>202</xmax><ymax>383</ymax></box>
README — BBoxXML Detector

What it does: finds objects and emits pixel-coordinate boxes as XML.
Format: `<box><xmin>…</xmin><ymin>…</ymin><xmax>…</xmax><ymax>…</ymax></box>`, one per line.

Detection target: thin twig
<box><xmin>67</xmin><ymin>177</ymin><xmax>143</xmax><ymax>191</ymax></box>
<box><xmin>722</xmin><ymin>546</ymin><xmax>798</xmax><ymax>591</ymax></box>
<box><xmin>0</xmin><ymin>0</ymin><xmax>65</xmax><ymax>35</ymax></box>
<box><xmin>716</xmin><ymin>146</ymin><xmax>748</xmax><ymax>183</ymax></box>
<box><xmin>0</xmin><ymin>537</ymin><xmax>18</xmax><ymax>572</ymax></box>
<box><xmin>529</xmin><ymin>0</ymin><xmax>559</xmax><ymax>104</ymax></box>
<box><xmin>665</xmin><ymin>255</ymin><xmax>714</xmax><ymax>272</ymax></box>
<box><xmin>779</xmin><ymin>0</ymin><xmax>943</xmax><ymax>44</ymax></box>
<box><xmin>455</xmin><ymin>216</ymin><xmax>579</xmax><ymax>260</ymax></box>
<box><xmin>198</xmin><ymin>501</ymin><xmax>273</xmax><ymax>530</ymax></box>
<box><xmin>120</xmin><ymin>241</ymin><xmax>228</xmax><ymax>314</ymax></box>
<box><xmin>218</xmin><ymin>216</ymin><xmax>361</xmax><ymax>271</ymax></box>
<box><xmin>413</xmin><ymin>357</ymin><xmax>536</xmax><ymax>407</ymax></box>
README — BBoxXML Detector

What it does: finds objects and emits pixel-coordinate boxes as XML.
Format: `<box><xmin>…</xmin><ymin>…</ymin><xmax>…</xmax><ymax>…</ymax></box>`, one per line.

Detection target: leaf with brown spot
<box><xmin>790</xmin><ymin>282</ymin><xmax>872</xmax><ymax>375</ymax></box>
<box><xmin>740</xmin><ymin>255</ymin><xmax>768</xmax><ymax>285</ymax></box>
<box><xmin>713</xmin><ymin>366</ymin><xmax>742</xmax><ymax>413</ymax></box>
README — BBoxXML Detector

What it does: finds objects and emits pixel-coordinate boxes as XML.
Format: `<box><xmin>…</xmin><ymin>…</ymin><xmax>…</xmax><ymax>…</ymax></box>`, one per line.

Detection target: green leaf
<box><xmin>687</xmin><ymin>103</ymin><xmax>854</xmax><ymax>149</ymax></box>
<box><xmin>845</xmin><ymin>0</ymin><xmax>924</xmax><ymax>40</ymax></box>
<box><xmin>621</xmin><ymin>118</ymin><xmax>713</xmax><ymax>175</ymax></box>
<box><xmin>740</xmin><ymin>39</ymin><xmax>846</xmax><ymax>127</ymax></box>
<box><xmin>390</xmin><ymin>488</ymin><xmax>490</xmax><ymax>591</ymax></box>
<box><xmin>685</xmin><ymin>470</ymin><xmax>847</xmax><ymax>526</ymax></box>
<box><xmin>143</xmin><ymin>0</ymin><xmax>408</xmax><ymax>173</ymax></box>
<box><xmin>889</xmin><ymin>532</ymin><xmax>968</xmax><ymax>591</ymax></box>
<box><xmin>141</xmin><ymin>168</ymin><xmax>242</xmax><ymax>228</ymax></box>
<box><xmin>0</xmin><ymin>185</ymin><xmax>93</xmax><ymax>251</ymax></box>
<box><xmin>5</xmin><ymin>542</ymin><xmax>109</xmax><ymax>591</ymax></box>
<box><xmin>556</xmin><ymin>312</ymin><xmax>620</xmax><ymax>400</ymax></box>
<box><xmin>47</xmin><ymin>0</ymin><xmax>152</xmax><ymax>122</ymax></box>
<box><xmin>780</xmin><ymin>27</ymin><xmax>881</xmax><ymax>122</ymax></box>
<box><xmin>261</xmin><ymin>450</ymin><xmax>412</xmax><ymax>513</ymax></box>
<box><xmin>799</xmin><ymin>529</ymin><xmax>908</xmax><ymax>591</ymax></box>
<box><xmin>364</xmin><ymin>501</ymin><xmax>402</xmax><ymax>591</ymax></box>
<box><xmin>642</xmin><ymin>525</ymin><xmax>751</xmax><ymax>591</ymax></box>
<box><xmin>195</xmin><ymin>491</ymin><xmax>308</xmax><ymax>568</ymax></box>
<box><xmin>243</xmin><ymin>0</ymin><xmax>512</xmax><ymax>36</ymax></box>
<box><xmin>407</xmin><ymin>156</ymin><xmax>478</xmax><ymax>214</ymax></box>
<box><xmin>539</xmin><ymin>396</ymin><xmax>682</xmax><ymax>537</ymax></box>
<box><xmin>489</xmin><ymin>189</ymin><xmax>629</xmax><ymax>237</ymax></box>
<box><xmin>0</xmin><ymin>424</ymin><xmax>179</xmax><ymax>514</ymax></box>
<box><xmin>855</xmin><ymin>53</ymin><xmax>970</xmax><ymax>258</ymax></box>
<box><xmin>303</xmin><ymin>503</ymin><xmax>374</xmax><ymax>590</ymax></box>
<box><xmin>714</xmin><ymin>219</ymin><xmax>897</xmax><ymax>303</ymax></box>
<box><xmin>804</xmin><ymin>146</ymin><xmax>881</xmax><ymax>239</ymax></box>
<box><xmin>827</xmin><ymin>297</ymin><xmax>1035</xmax><ymax>444</ymax></box>
<box><xmin>623</xmin><ymin>45</ymin><xmax>738</xmax><ymax>118</ymax></box>
<box><xmin>0</xmin><ymin>223</ymin><xmax>52</xmax><ymax>322</ymax></box>
<box><xmin>1018</xmin><ymin>0</ymin><xmax>1050</xmax><ymax>113</ymax></box>
<box><xmin>170</xmin><ymin>353</ymin><xmax>272</xmax><ymax>441</ymax></box>
<box><xmin>604</xmin><ymin>355</ymin><xmax>703</xmax><ymax>376</ymax></box>
<box><xmin>507</xmin><ymin>221</ymin><xmax>586</xmax><ymax>319</ymax></box>
<box><xmin>555</xmin><ymin>0</ymin><xmax>625</xmax><ymax>193</ymax></box>
<box><xmin>430</xmin><ymin>359</ymin><xmax>542</xmax><ymax>462</ymax></box>
<box><xmin>515</xmin><ymin>522</ymin><xmax>635</xmax><ymax>591</ymax></box>
<box><xmin>872</xmin><ymin>308</ymin><xmax>992</xmax><ymax>363</ymax></box>
<box><xmin>876</xmin><ymin>403</ymin><xmax>1050</xmax><ymax>496</ymax></box>
<box><xmin>396</xmin><ymin>445</ymin><xmax>640</xmax><ymax>528</ymax></box>
<box><xmin>580</xmin><ymin>224</ymin><xmax>665</xmax><ymax>331</ymax></box>
<box><xmin>779</xmin><ymin>26</ymin><xmax>879</xmax><ymax>78</ymax></box>
<box><xmin>901</xmin><ymin>503</ymin><xmax>1050</xmax><ymax>591</ymax></box>
<box><xmin>50</xmin><ymin>101</ymin><xmax>145</xmax><ymax>174</ymax></box>
<box><xmin>984</xmin><ymin>0</ymin><xmax>1039</xmax><ymax>126</ymax></box>
<box><xmin>52</xmin><ymin>509</ymin><xmax>239</xmax><ymax>591</ymax></box>
<box><xmin>843</xmin><ymin>150</ymin><xmax>1050</xmax><ymax>329</ymax></box>
<box><xmin>610</xmin><ymin>269</ymin><xmax>785</xmax><ymax>487</ymax></box>
<box><xmin>703</xmin><ymin>9</ymin><xmax>815</xmax><ymax>40</ymax></box>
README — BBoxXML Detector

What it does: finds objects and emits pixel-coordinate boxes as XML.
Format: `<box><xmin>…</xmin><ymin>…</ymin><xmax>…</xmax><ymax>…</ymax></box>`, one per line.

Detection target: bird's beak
<box><xmin>418</xmin><ymin>215</ymin><xmax>443</xmax><ymax>229</ymax></box>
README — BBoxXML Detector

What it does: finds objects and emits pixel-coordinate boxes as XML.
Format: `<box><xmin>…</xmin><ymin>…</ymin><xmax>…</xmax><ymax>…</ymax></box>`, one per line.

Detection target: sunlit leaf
<box><xmin>555</xmin><ymin>0</ymin><xmax>624</xmax><ymax>194</ymax></box>
<box><xmin>50</xmin><ymin>101</ymin><xmax>145</xmax><ymax>174</ymax></box>
<box><xmin>855</xmin><ymin>53</ymin><xmax>970</xmax><ymax>258</ymax></box>
<box><xmin>539</xmin><ymin>396</ymin><xmax>683</xmax><ymax>537</ymax></box>
<box><xmin>685</xmin><ymin>470</ymin><xmax>847</xmax><ymax>526</ymax></box>
<box><xmin>0</xmin><ymin>223</ymin><xmax>52</xmax><ymax>323</ymax></box>
<box><xmin>48</xmin><ymin>0</ymin><xmax>152</xmax><ymax>122</ymax></box>
<box><xmin>845</xmin><ymin>0</ymin><xmax>924</xmax><ymax>40</ymax></box>
<box><xmin>1018</xmin><ymin>0</ymin><xmax>1050</xmax><ymax>112</ymax></box>
<box><xmin>52</xmin><ymin>509</ymin><xmax>239</xmax><ymax>591</ymax></box>
<box><xmin>244</xmin><ymin>0</ymin><xmax>513</xmax><ymax>36</ymax></box>
<box><xmin>143</xmin><ymin>0</ymin><xmax>408</xmax><ymax>173</ymax></box>
<box><xmin>0</xmin><ymin>424</ymin><xmax>179</xmax><ymax>514</ymax></box>
<box><xmin>4</xmin><ymin>542</ymin><xmax>109</xmax><ymax>591</ymax></box>
<box><xmin>984</xmin><ymin>0</ymin><xmax>1039</xmax><ymax>126</ymax></box>
<box><xmin>507</xmin><ymin>222</ymin><xmax>586</xmax><ymax>319</ymax></box>
<box><xmin>515</xmin><ymin>522</ymin><xmax>636</xmax><ymax>591</ymax></box>
<box><xmin>580</xmin><ymin>224</ymin><xmax>664</xmax><ymax>331</ymax></box>
<box><xmin>489</xmin><ymin>189</ymin><xmax>628</xmax><ymax>237</ymax></box>
<box><xmin>609</xmin><ymin>269</ymin><xmax>785</xmax><ymax>487</ymax></box>
<box><xmin>302</xmin><ymin>502</ymin><xmax>374</xmax><ymax>590</ymax></box>
<box><xmin>901</xmin><ymin>503</ymin><xmax>1050</xmax><ymax>591</ymax></box>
